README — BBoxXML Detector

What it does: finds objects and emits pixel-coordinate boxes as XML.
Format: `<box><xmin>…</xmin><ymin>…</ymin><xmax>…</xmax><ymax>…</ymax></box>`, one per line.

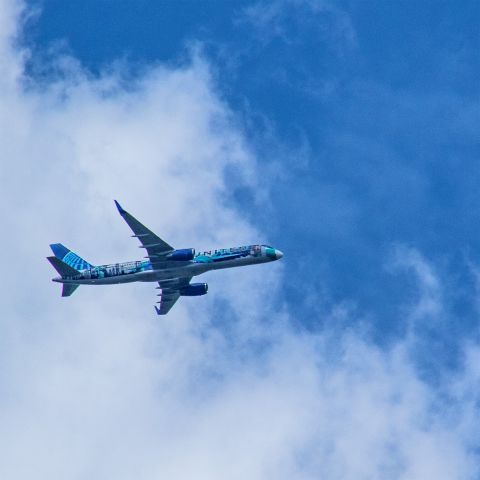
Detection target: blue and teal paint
<box><xmin>50</xmin><ymin>243</ymin><xmax>279</xmax><ymax>280</ymax></box>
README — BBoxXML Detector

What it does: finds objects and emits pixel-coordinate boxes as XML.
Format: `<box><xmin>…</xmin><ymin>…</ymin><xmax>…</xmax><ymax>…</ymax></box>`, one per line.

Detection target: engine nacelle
<box><xmin>180</xmin><ymin>283</ymin><xmax>208</xmax><ymax>296</ymax></box>
<box><xmin>167</xmin><ymin>248</ymin><xmax>195</xmax><ymax>261</ymax></box>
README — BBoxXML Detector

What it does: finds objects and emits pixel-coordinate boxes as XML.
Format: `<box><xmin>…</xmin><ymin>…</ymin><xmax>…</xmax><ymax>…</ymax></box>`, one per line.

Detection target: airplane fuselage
<box><xmin>53</xmin><ymin>244</ymin><xmax>282</xmax><ymax>286</ymax></box>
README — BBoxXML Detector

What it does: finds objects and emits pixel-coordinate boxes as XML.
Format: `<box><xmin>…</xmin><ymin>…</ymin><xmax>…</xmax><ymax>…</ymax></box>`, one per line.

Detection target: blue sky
<box><xmin>1</xmin><ymin>0</ymin><xmax>480</xmax><ymax>478</ymax></box>
<box><xmin>27</xmin><ymin>0</ymin><xmax>479</xmax><ymax>346</ymax></box>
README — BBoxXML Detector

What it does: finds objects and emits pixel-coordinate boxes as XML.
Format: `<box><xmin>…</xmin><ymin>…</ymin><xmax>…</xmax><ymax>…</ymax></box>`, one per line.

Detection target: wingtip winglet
<box><xmin>114</xmin><ymin>200</ymin><xmax>126</xmax><ymax>215</ymax></box>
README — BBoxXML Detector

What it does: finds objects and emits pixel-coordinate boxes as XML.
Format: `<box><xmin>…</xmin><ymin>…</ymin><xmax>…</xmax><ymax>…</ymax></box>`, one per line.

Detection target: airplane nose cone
<box><xmin>275</xmin><ymin>249</ymin><xmax>284</xmax><ymax>260</ymax></box>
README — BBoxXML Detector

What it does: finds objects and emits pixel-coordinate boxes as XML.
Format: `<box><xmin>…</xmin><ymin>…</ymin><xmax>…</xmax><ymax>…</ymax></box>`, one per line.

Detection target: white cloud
<box><xmin>0</xmin><ymin>1</ymin><xmax>479</xmax><ymax>479</ymax></box>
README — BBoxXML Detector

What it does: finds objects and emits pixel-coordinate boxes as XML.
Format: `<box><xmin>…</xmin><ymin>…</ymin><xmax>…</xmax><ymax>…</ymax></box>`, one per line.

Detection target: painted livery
<box><xmin>47</xmin><ymin>201</ymin><xmax>283</xmax><ymax>314</ymax></box>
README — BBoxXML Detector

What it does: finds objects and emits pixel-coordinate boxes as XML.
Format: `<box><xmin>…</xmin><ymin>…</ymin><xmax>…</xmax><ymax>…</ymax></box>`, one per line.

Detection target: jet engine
<box><xmin>167</xmin><ymin>248</ymin><xmax>195</xmax><ymax>261</ymax></box>
<box><xmin>180</xmin><ymin>283</ymin><xmax>208</xmax><ymax>296</ymax></box>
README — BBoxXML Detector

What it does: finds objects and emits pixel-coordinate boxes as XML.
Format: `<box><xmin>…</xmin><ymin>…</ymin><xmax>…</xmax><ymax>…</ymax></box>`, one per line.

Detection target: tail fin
<box><xmin>50</xmin><ymin>243</ymin><xmax>93</xmax><ymax>270</ymax></box>
<box><xmin>47</xmin><ymin>256</ymin><xmax>80</xmax><ymax>277</ymax></box>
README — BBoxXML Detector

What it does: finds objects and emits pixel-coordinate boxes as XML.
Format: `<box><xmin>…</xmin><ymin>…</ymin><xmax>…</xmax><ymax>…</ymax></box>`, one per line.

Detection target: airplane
<box><xmin>47</xmin><ymin>201</ymin><xmax>283</xmax><ymax>315</ymax></box>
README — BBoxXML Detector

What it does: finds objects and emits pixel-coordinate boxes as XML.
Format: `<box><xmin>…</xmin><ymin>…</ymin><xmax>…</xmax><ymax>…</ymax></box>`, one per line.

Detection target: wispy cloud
<box><xmin>388</xmin><ymin>245</ymin><xmax>443</xmax><ymax>323</ymax></box>
<box><xmin>240</xmin><ymin>0</ymin><xmax>356</xmax><ymax>50</ymax></box>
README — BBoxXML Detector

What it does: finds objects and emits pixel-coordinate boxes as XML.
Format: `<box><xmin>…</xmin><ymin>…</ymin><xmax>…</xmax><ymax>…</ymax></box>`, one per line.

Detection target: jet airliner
<box><xmin>47</xmin><ymin>201</ymin><xmax>283</xmax><ymax>314</ymax></box>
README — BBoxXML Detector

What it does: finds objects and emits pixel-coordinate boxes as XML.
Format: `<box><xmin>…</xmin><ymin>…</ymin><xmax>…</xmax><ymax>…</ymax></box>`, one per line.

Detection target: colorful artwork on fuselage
<box><xmin>194</xmin><ymin>245</ymin><xmax>256</xmax><ymax>263</ymax></box>
<box><xmin>53</xmin><ymin>243</ymin><xmax>277</xmax><ymax>281</ymax></box>
<box><xmin>73</xmin><ymin>260</ymin><xmax>151</xmax><ymax>280</ymax></box>
<box><xmin>80</xmin><ymin>245</ymin><xmax>275</xmax><ymax>277</ymax></box>
<box><xmin>194</xmin><ymin>245</ymin><xmax>277</xmax><ymax>263</ymax></box>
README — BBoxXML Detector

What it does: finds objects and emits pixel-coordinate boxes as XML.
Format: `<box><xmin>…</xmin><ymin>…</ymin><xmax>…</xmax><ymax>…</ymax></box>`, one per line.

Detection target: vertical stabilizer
<box><xmin>50</xmin><ymin>243</ymin><xmax>93</xmax><ymax>270</ymax></box>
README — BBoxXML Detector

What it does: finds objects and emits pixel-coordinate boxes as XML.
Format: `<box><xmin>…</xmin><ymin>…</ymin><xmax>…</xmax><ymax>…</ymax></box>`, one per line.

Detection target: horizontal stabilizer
<box><xmin>62</xmin><ymin>283</ymin><xmax>79</xmax><ymax>297</ymax></box>
<box><xmin>47</xmin><ymin>256</ymin><xmax>80</xmax><ymax>277</ymax></box>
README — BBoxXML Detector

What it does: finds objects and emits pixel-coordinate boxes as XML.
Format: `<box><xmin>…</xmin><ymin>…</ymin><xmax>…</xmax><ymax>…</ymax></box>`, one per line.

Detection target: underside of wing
<box><xmin>154</xmin><ymin>277</ymin><xmax>192</xmax><ymax>315</ymax></box>
<box><xmin>114</xmin><ymin>201</ymin><xmax>174</xmax><ymax>261</ymax></box>
<box><xmin>155</xmin><ymin>290</ymin><xmax>180</xmax><ymax>315</ymax></box>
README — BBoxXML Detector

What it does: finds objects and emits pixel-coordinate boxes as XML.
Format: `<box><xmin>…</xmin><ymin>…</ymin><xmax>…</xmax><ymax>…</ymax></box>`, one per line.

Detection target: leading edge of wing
<box><xmin>114</xmin><ymin>200</ymin><xmax>174</xmax><ymax>256</ymax></box>
<box><xmin>114</xmin><ymin>200</ymin><xmax>127</xmax><ymax>215</ymax></box>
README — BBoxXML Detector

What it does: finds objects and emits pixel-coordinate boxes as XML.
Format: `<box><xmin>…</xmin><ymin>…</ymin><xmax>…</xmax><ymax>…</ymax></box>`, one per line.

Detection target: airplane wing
<box><xmin>155</xmin><ymin>277</ymin><xmax>192</xmax><ymax>315</ymax></box>
<box><xmin>114</xmin><ymin>200</ymin><xmax>174</xmax><ymax>264</ymax></box>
